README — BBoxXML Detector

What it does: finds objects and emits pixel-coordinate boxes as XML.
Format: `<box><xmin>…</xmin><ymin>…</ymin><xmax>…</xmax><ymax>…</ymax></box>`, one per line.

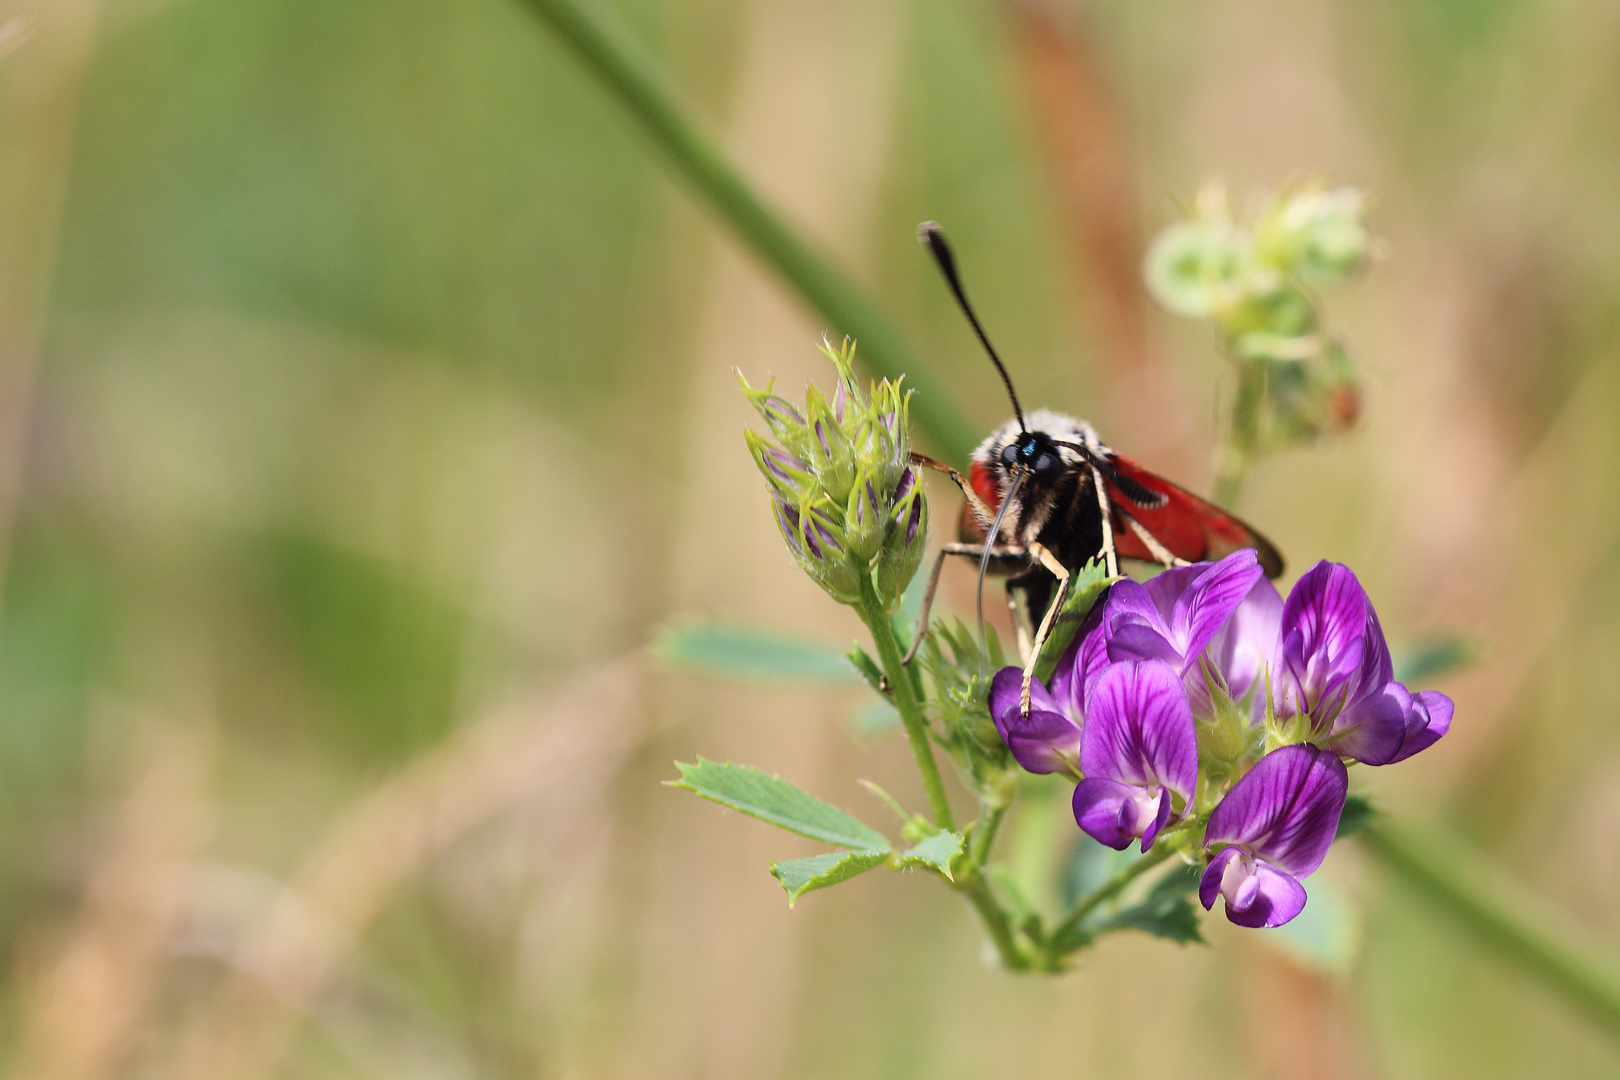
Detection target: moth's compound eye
<box><xmin>1033</xmin><ymin>454</ymin><xmax>1058</xmax><ymax>475</ymax></box>
<box><xmin>1000</xmin><ymin>443</ymin><xmax>1020</xmax><ymax>466</ymax></box>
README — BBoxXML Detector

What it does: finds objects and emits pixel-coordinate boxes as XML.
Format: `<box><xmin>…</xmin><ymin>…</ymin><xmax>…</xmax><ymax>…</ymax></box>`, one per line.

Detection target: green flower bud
<box><xmin>1257</xmin><ymin>187</ymin><xmax>1369</xmax><ymax>286</ymax></box>
<box><xmin>736</xmin><ymin>371</ymin><xmax>815</xmax><ymax>460</ymax></box>
<box><xmin>745</xmin><ymin>428</ymin><xmax>818</xmax><ymax>502</ymax></box>
<box><xmin>875</xmin><ymin>467</ymin><xmax>927</xmax><ymax>609</ymax></box>
<box><xmin>774</xmin><ymin>496</ymin><xmax>863</xmax><ymax>605</ymax></box>
<box><xmin>1144</xmin><ymin>218</ymin><xmax>1249</xmax><ymax>318</ymax></box>
<box><xmin>1224</xmin><ymin>286</ymin><xmax>1316</xmax><ymax>338</ymax></box>
<box><xmin>843</xmin><ymin>467</ymin><xmax>886</xmax><ymax>563</ymax></box>
<box><xmin>805</xmin><ymin>384</ymin><xmax>856</xmax><ymax>504</ymax></box>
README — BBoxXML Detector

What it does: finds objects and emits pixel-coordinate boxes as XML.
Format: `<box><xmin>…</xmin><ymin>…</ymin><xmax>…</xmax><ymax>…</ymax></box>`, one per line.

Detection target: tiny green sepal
<box><xmin>771</xmin><ymin>849</ymin><xmax>891</xmax><ymax>905</ymax></box>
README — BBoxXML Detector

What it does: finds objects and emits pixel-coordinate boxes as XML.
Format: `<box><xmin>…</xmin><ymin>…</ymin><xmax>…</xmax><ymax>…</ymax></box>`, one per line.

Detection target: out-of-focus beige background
<box><xmin>2</xmin><ymin>0</ymin><xmax>1619</xmax><ymax>1076</ymax></box>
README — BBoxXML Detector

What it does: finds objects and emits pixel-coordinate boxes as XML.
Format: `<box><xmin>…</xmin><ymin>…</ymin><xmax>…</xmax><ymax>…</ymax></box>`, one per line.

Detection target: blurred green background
<box><xmin>2</xmin><ymin>0</ymin><xmax>1619</xmax><ymax>1076</ymax></box>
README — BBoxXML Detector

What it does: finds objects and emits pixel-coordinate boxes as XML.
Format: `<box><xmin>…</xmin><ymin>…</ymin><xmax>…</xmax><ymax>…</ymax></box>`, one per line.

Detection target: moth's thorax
<box><xmin>966</xmin><ymin>410</ymin><xmax>1111</xmax><ymax>547</ymax></box>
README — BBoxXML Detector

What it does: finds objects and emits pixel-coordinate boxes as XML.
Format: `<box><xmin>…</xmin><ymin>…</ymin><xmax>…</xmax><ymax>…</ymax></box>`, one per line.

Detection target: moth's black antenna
<box><xmin>918</xmin><ymin>221</ymin><xmax>1027</xmax><ymax>433</ymax></box>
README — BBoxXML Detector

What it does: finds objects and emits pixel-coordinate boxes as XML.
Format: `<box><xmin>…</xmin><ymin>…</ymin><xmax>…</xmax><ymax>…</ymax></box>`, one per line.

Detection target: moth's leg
<box><xmin>901</xmin><ymin>542</ymin><xmax>1020</xmax><ymax>665</ymax></box>
<box><xmin>1019</xmin><ymin>542</ymin><xmax>1073</xmax><ymax>718</ymax></box>
<box><xmin>1122</xmin><ymin>513</ymin><xmax>1191</xmax><ymax>570</ymax></box>
<box><xmin>1088</xmin><ymin>461</ymin><xmax>1120</xmax><ymax>579</ymax></box>
<box><xmin>909</xmin><ymin>451</ymin><xmax>1001</xmax><ymax>539</ymax></box>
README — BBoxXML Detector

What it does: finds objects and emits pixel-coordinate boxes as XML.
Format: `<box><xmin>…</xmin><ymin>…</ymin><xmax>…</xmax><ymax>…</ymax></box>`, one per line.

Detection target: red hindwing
<box><xmin>1101</xmin><ymin>453</ymin><xmax>1284</xmax><ymax>578</ymax></box>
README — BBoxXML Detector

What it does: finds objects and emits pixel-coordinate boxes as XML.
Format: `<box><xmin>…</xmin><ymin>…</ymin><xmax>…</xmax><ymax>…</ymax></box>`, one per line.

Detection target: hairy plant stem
<box><xmin>855</xmin><ymin>577</ymin><xmax>954</xmax><ymax>833</ymax></box>
<box><xmin>1047</xmin><ymin>846</ymin><xmax>1175</xmax><ymax>954</ymax></box>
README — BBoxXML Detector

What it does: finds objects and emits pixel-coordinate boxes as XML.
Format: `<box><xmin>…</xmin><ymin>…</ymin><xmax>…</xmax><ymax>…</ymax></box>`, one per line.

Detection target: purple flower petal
<box><xmin>1386</xmin><ymin>689</ymin><xmax>1453</xmax><ymax>763</ymax></box>
<box><xmin>1079</xmin><ymin>661</ymin><xmax>1198</xmax><ymax>802</ymax></box>
<box><xmin>1107</xmin><ymin>622</ymin><xmax>1184</xmax><ymax>666</ymax></box>
<box><xmin>1199</xmin><ymin>848</ymin><xmax>1309</xmax><ymax>928</ymax></box>
<box><xmin>1207</xmin><ymin>572</ymin><xmax>1284</xmax><ymax>710</ymax></box>
<box><xmin>990</xmin><ymin>667</ymin><xmax>1082</xmax><ymax>775</ymax></box>
<box><xmin>1049</xmin><ymin>599</ymin><xmax>1109</xmax><ymax>721</ymax></box>
<box><xmin>1276</xmin><ymin>561</ymin><xmax>1390</xmax><ymax>720</ymax></box>
<box><xmin>1328</xmin><ymin>679</ymin><xmax>1416</xmax><ymax>765</ymax></box>
<box><xmin>1205</xmin><ymin>744</ymin><xmax>1347</xmax><ymax>877</ymax></box>
<box><xmin>1168</xmin><ymin>551</ymin><xmax>1265</xmax><ymax>670</ymax></box>
<box><xmin>1073</xmin><ymin>779</ymin><xmax>1171</xmax><ymax>852</ymax></box>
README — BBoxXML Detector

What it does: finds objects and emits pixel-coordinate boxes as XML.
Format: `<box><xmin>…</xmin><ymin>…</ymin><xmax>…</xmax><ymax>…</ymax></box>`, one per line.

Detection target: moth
<box><xmin>904</xmin><ymin>223</ymin><xmax>1284</xmax><ymax>714</ymax></box>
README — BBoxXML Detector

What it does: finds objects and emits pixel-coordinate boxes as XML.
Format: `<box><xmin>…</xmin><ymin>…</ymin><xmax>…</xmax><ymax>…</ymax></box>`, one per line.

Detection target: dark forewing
<box><xmin>1099</xmin><ymin>452</ymin><xmax>1285</xmax><ymax>578</ymax></box>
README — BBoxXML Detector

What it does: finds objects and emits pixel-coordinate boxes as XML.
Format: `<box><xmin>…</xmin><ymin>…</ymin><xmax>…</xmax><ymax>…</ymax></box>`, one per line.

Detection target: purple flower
<box><xmin>1052</xmin><ymin>550</ymin><xmax>1270</xmax><ymax>721</ymax></box>
<box><xmin>1273</xmin><ymin>561</ymin><xmax>1450</xmax><ymax>765</ymax></box>
<box><xmin>989</xmin><ymin>667</ymin><xmax>1082</xmax><ymax>776</ymax></box>
<box><xmin>1071</xmin><ymin>661</ymin><xmax>1197</xmax><ymax>851</ymax></box>
<box><xmin>1199</xmin><ymin>744</ymin><xmax>1347</xmax><ymax>928</ymax></box>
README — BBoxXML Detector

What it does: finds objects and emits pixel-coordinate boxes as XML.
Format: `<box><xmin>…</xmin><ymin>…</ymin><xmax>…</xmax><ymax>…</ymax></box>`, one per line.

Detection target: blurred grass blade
<box><xmin>671</xmin><ymin>758</ymin><xmax>891</xmax><ymax>850</ymax></box>
<box><xmin>518</xmin><ymin>0</ymin><xmax>978</xmax><ymax>461</ymax></box>
<box><xmin>1394</xmin><ymin>635</ymin><xmax>1479</xmax><ymax>684</ymax></box>
<box><xmin>1361</xmin><ymin>818</ymin><xmax>1620</xmax><ymax>1037</ymax></box>
<box><xmin>653</xmin><ymin>619</ymin><xmax>858</xmax><ymax>684</ymax></box>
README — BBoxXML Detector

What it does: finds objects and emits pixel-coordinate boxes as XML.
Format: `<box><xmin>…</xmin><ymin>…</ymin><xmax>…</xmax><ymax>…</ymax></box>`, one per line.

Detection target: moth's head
<box><xmin>973</xmin><ymin>410</ymin><xmax>1092</xmax><ymax>489</ymax></box>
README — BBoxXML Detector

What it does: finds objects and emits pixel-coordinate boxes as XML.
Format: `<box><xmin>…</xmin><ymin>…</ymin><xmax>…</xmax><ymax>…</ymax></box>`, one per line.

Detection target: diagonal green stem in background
<box><xmin>522</xmin><ymin>0</ymin><xmax>1620</xmax><ymax>1032</ymax></box>
<box><xmin>1361</xmin><ymin>819</ymin><xmax>1620</xmax><ymax>1036</ymax></box>
<box><xmin>520</xmin><ymin>0</ymin><xmax>979</xmax><ymax>464</ymax></box>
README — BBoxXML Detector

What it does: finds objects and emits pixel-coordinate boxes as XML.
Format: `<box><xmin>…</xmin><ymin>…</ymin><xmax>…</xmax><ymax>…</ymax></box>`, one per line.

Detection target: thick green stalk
<box><xmin>520</xmin><ymin>0</ymin><xmax>979</xmax><ymax>463</ymax></box>
<box><xmin>856</xmin><ymin>576</ymin><xmax>955</xmax><ymax>832</ymax></box>
<box><xmin>1361</xmin><ymin>819</ymin><xmax>1620</xmax><ymax>1037</ymax></box>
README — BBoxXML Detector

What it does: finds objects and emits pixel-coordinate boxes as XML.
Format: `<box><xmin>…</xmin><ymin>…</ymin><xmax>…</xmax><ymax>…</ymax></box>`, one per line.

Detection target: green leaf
<box><xmin>896</xmin><ymin>829</ymin><xmax>964</xmax><ymax>879</ymax></box>
<box><xmin>1336</xmin><ymin>792</ymin><xmax>1377</xmax><ymax>839</ymax></box>
<box><xmin>1091</xmin><ymin>864</ymin><xmax>1207</xmax><ymax>946</ymax></box>
<box><xmin>653</xmin><ymin>620</ymin><xmax>858</xmax><ymax>684</ymax></box>
<box><xmin>1394</xmin><ymin>635</ymin><xmax>1478</xmax><ymax>684</ymax></box>
<box><xmin>770</xmin><ymin>849</ymin><xmax>890</xmax><ymax>905</ymax></box>
<box><xmin>670</xmin><ymin>759</ymin><xmax>890</xmax><ymax>850</ymax></box>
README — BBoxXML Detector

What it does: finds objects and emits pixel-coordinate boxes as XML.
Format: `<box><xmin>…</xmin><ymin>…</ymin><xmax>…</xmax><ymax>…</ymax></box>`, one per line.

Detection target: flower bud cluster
<box><xmin>990</xmin><ymin>551</ymin><xmax>1452</xmax><ymax>929</ymax></box>
<box><xmin>741</xmin><ymin>338</ymin><xmax>927</xmax><ymax>611</ymax></box>
<box><xmin>1144</xmin><ymin>182</ymin><xmax>1369</xmax><ymax>443</ymax></box>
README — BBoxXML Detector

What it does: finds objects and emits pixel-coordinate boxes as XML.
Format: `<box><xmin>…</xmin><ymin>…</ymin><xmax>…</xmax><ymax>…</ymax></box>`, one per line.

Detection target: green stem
<box><xmin>957</xmin><ymin>872</ymin><xmax>1029</xmax><ymax>971</ymax></box>
<box><xmin>520</xmin><ymin>0</ymin><xmax>979</xmax><ymax>464</ymax></box>
<box><xmin>856</xmin><ymin>577</ymin><xmax>955</xmax><ymax>832</ymax></box>
<box><xmin>1048</xmin><ymin>846</ymin><xmax>1175</xmax><ymax>954</ymax></box>
<box><xmin>1212</xmin><ymin>354</ymin><xmax>1265</xmax><ymax>506</ymax></box>
<box><xmin>970</xmin><ymin>803</ymin><xmax>1006</xmax><ymax>867</ymax></box>
<box><xmin>1360</xmin><ymin>819</ymin><xmax>1620</xmax><ymax>1037</ymax></box>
